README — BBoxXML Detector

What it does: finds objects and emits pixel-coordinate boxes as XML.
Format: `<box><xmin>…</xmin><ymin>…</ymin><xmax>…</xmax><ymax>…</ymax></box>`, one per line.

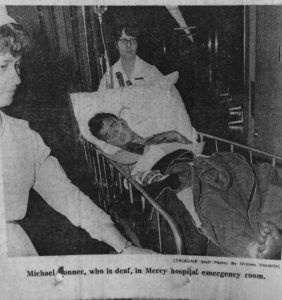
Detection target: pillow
<box><xmin>70</xmin><ymin>71</ymin><xmax>197</xmax><ymax>155</ymax></box>
<box><xmin>70</xmin><ymin>88</ymin><xmax>122</xmax><ymax>154</ymax></box>
<box><xmin>118</xmin><ymin>72</ymin><xmax>177</xmax><ymax>136</ymax></box>
<box><xmin>119</xmin><ymin>71</ymin><xmax>197</xmax><ymax>141</ymax></box>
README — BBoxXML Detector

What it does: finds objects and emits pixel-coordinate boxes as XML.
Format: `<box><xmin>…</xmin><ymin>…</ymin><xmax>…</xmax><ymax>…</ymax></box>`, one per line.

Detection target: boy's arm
<box><xmin>145</xmin><ymin>131</ymin><xmax>192</xmax><ymax>145</ymax></box>
<box><xmin>102</xmin><ymin>149</ymin><xmax>141</xmax><ymax>165</ymax></box>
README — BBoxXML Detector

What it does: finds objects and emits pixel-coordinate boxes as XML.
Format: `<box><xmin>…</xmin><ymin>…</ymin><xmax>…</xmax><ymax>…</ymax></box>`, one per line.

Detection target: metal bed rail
<box><xmin>82</xmin><ymin>139</ymin><xmax>183</xmax><ymax>254</ymax></box>
<box><xmin>199</xmin><ymin>132</ymin><xmax>282</xmax><ymax>166</ymax></box>
<box><xmin>82</xmin><ymin>132</ymin><xmax>282</xmax><ymax>255</ymax></box>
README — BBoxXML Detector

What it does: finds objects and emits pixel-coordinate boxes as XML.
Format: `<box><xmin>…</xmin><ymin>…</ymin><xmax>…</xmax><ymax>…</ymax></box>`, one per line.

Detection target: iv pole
<box><xmin>93</xmin><ymin>6</ymin><xmax>113</xmax><ymax>89</ymax></box>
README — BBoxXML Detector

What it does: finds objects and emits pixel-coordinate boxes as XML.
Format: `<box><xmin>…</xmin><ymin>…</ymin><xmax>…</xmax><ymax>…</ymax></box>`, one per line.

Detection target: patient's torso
<box><xmin>131</xmin><ymin>142</ymin><xmax>195</xmax><ymax>175</ymax></box>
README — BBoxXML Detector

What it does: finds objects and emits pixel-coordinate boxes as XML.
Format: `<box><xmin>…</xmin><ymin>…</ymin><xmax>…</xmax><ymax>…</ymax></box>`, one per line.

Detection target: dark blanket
<box><xmin>142</xmin><ymin>149</ymin><xmax>208</xmax><ymax>255</ymax></box>
<box><xmin>193</xmin><ymin>152</ymin><xmax>282</xmax><ymax>257</ymax></box>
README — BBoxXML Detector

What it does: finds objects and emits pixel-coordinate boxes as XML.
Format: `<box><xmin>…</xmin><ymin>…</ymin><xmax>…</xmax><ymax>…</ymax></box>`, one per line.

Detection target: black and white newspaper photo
<box><xmin>0</xmin><ymin>2</ymin><xmax>282</xmax><ymax>299</ymax></box>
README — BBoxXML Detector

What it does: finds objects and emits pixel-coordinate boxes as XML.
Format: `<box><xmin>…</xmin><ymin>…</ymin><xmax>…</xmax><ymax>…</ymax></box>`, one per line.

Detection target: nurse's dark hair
<box><xmin>88</xmin><ymin>112</ymin><xmax>119</xmax><ymax>140</ymax></box>
<box><xmin>0</xmin><ymin>23</ymin><xmax>31</xmax><ymax>57</ymax></box>
<box><xmin>114</xmin><ymin>22</ymin><xmax>140</xmax><ymax>41</ymax></box>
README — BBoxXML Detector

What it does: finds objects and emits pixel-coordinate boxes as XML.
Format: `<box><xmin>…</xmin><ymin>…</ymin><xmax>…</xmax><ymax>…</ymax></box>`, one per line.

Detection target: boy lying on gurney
<box><xmin>89</xmin><ymin>112</ymin><xmax>282</xmax><ymax>259</ymax></box>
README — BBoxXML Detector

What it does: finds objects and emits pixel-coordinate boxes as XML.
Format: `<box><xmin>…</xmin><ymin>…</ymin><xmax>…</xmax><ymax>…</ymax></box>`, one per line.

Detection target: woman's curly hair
<box><xmin>0</xmin><ymin>23</ymin><xmax>31</xmax><ymax>57</ymax></box>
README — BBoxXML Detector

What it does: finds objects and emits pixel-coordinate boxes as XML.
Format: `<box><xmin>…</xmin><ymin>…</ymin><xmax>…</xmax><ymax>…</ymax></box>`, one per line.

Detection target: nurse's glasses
<box><xmin>118</xmin><ymin>38</ymin><xmax>137</xmax><ymax>46</ymax></box>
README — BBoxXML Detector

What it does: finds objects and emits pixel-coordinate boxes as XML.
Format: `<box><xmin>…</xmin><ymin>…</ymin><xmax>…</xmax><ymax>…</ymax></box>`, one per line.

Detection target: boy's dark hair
<box><xmin>114</xmin><ymin>22</ymin><xmax>140</xmax><ymax>42</ymax></box>
<box><xmin>0</xmin><ymin>23</ymin><xmax>31</xmax><ymax>57</ymax></box>
<box><xmin>88</xmin><ymin>112</ymin><xmax>119</xmax><ymax>140</ymax></box>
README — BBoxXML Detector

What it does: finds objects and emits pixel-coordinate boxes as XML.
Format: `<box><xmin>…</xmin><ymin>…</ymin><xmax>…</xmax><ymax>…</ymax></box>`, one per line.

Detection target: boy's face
<box><xmin>0</xmin><ymin>52</ymin><xmax>21</xmax><ymax>108</ymax></box>
<box><xmin>99</xmin><ymin>117</ymin><xmax>134</xmax><ymax>148</ymax></box>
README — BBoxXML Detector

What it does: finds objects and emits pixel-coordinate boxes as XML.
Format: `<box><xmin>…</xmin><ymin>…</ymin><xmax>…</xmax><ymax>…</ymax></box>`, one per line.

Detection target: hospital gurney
<box><xmin>81</xmin><ymin>132</ymin><xmax>282</xmax><ymax>255</ymax></box>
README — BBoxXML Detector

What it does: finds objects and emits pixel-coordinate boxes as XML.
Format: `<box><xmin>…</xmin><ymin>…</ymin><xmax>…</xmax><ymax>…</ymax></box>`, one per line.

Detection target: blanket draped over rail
<box><xmin>193</xmin><ymin>152</ymin><xmax>282</xmax><ymax>257</ymax></box>
<box><xmin>133</xmin><ymin>150</ymin><xmax>282</xmax><ymax>257</ymax></box>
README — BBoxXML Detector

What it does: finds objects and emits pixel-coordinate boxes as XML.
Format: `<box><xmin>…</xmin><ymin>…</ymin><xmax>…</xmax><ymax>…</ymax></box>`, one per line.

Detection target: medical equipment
<box><xmin>93</xmin><ymin>6</ymin><xmax>113</xmax><ymax>89</ymax></box>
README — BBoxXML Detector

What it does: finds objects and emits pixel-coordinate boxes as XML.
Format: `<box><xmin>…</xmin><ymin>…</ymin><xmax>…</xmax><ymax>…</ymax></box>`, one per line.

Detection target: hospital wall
<box><xmin>6</xmin><ymin>5</ymin><xmax>282</xmax><ymax>162</ymax></box>
<box><xmin>252</xmin><ymin>6</ymin><xmax>282</xmax><ymax>157</ymax></box>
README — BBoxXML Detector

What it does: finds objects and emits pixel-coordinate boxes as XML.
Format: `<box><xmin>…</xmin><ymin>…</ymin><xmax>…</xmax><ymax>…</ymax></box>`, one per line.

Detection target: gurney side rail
<box><xmin>83</xmin><ymin>139</ymin><xmax>183</xmax><ymax>254</ymax></box>
<box><xmin>82</xmin><ymin>132</ymin><xmax>282</xmax><ymax>255</ymax></box>
<box><xmin>199</xmin><ymin>132</ymin><xmax>282</xmax><ymax>166</ymax></box>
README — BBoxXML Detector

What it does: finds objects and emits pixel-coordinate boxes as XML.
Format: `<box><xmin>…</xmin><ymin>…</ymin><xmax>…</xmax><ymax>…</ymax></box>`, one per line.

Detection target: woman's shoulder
<box><xmin>135</xmin><ymin>56</ymin><xmax>163</xmax><ymax>80</ymax></box>
<box><xmin>1</xmin><ymin>112</ymin><xmax>45</xmax><ymax>143</ymax></box>
<box><xmin>136</xmin><ymin>56</ymin><xmax>155</xmax><ymax>68</ymax></box>
<box><xmin>0</xmin><ymin>112</ymin><xmax>39</xmax><ymax>150</ymax></box>
<box><xmin>2</xmin><ymin>112</ymin><xmax>29</xmax><ymax>130</ymax></box>
<box><xmin>112</xmin><ymin>58</ymin><xmax>122</xmax><ymax>70</ymax></box>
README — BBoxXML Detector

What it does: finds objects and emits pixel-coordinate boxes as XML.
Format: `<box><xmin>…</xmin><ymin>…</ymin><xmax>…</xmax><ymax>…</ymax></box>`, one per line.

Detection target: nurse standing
<box><xmin>98</xmin><ymin>22</ymin><xmax>163</xmax><ymax>90</ymax></box>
